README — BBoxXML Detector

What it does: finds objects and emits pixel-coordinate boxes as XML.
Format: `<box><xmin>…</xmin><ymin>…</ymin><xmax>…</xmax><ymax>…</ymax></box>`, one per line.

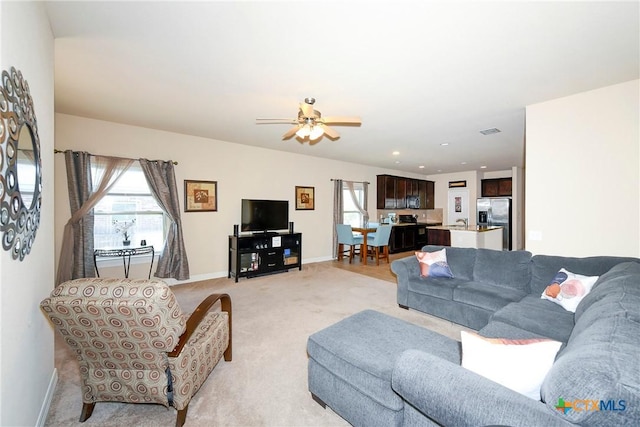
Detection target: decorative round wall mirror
<box><xmin>0</xmin><ymin>67</ymin><xmax>42</xmax><ymax>261</ymax></box>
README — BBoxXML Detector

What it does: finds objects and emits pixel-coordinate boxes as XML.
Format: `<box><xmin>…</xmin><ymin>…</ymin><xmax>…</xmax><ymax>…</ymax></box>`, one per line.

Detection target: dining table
<box><xmin>352</xmin><ymin>225</ymin><xmax>379</xmax><ymax>265</ymax></box>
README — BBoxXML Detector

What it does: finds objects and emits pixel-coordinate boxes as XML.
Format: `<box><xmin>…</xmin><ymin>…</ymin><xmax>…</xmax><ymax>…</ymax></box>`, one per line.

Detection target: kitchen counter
<box><xmin>426</xmin><ymin>225</ymin><xmax>502</xmax><ymax>232</ymax></box>
<box><xmin>382</xmin><ymin>222</ymin><xmax>441</xmax><ymax>227</ymax></box>
<box><xmin>426</xmin><ymin>225</ymin><xmax>503</xmax><ymax>250</ymax></box>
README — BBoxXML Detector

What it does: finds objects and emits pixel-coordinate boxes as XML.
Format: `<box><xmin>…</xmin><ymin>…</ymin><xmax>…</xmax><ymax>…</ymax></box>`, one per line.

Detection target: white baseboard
<box><xmin>163</xmin><ymin>257</ymin><xmax>333</xmax><ymax>286</ymax></box>
<box><xmin>36</xmin><ymin>368</ymin><xmax>58</xmax><ymax>427</ymax></box>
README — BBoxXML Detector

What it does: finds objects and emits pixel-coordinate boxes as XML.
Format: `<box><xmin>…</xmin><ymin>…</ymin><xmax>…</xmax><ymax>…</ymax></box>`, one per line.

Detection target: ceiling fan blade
<box><xmin>282</xmin><ymin>125</ymin><xmax>300</xmax><ymax>139</ymax></box>
<box><xmin>320</xmin><ymin>116</ymin><xmax>362</xmax><ymax>124</ymax></box>
<box><xmin>256</xmin><ymin>118</ymin><xmax>297</xmax><ymax>124</ymax></box>
<box><xmin>300</xmin><ymin>102</ymin><xmax>314</xmax><ymax>118</ymax></box>
<box><xmin>321</xmin><ymin>124</ymin><xmax>340</xmax><ymax>139</ymax></box>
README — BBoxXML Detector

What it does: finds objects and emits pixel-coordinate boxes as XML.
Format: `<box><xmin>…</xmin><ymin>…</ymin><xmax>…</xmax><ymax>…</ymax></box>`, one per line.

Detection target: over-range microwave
<box><xmin>407</xmin><ymin>196</ymin><xmax>420</xmax><ymax>209</ymax></box>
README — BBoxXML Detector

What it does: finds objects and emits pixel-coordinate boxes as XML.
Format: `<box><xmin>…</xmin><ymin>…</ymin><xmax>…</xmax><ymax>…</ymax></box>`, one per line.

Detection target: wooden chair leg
<box><xmin>176</xmin><ymin>405</ymin><xmax>188</xmax><ymax>427</ymax></box>
<box><xmin>79</xmin><ymin>402</ymin><xmax>95</xmax><ymax>422</ymax></box>
<box><xmin>376</xmin><ymin>247</ymin><xmax>380</xmax><ymax>265</ymax></box>
<box><xmin>337</xmin><ymin>244</ymin><xmax>344</xmax><ymax>260</ymax></box>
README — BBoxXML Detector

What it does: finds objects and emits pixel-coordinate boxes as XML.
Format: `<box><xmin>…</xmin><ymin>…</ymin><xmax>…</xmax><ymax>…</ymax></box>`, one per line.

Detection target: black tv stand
<box><xmin>228</xmin><ymin>232</ymin><xmax>302</xmax><ymax>282</ymax></box>
<box><xmin>252</xmin><ymin>231</ymin><xmax>279</xmax><ymax>236</ymax></box>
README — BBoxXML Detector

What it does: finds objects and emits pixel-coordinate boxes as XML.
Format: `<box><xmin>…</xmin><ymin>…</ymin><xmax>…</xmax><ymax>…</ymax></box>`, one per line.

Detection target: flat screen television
<box><xmin>241</xmin><ymin>199</ymin><xmax>289</xmax><ymax>233</ymax></box>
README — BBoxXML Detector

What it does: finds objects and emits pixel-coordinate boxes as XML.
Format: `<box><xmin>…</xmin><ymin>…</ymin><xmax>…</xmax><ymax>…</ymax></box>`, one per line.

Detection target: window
<box><xmin>342</xmin><ymin>182</ymin><xmax>366</xmax><ymax>227</ymax></box>
<box><xmin>93</xmin><ymin>162</ymin><xmax>166</xmax><ymax>249</ymax></box>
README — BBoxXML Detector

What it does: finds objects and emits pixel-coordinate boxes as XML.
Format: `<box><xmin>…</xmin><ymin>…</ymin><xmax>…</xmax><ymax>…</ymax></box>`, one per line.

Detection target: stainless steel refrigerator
<box><xmin>477</xmin><ymin>198</ymin><xmax>512</xmax><ymax>250</ymax></box>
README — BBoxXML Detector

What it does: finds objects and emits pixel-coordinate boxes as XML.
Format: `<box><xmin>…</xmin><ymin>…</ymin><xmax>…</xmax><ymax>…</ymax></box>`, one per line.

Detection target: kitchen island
<box><xmin>426</xmin><ymin>225</ymin><xmax>503</xmax><ymax>250</ymax></box>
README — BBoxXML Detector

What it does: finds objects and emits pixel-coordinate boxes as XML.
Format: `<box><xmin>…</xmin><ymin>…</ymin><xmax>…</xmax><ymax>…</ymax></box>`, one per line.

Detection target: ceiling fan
<box><xmin>256</xmin><ymin>97</ymin><xmax>361</xmax><ymax>142</ymax></box>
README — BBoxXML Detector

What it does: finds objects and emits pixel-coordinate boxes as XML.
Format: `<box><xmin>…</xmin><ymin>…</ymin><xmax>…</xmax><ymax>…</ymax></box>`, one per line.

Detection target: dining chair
<box><xmin>336</xmin><ymin>224</ymin><xmax>364</xmax><ymax>263</ymax></box>
<box><xmin>366</xmin><ymin>224</ymin><xmax>393</xmax><ymax>265</ymax></box>
<box><xmin>364</xmin><ymin>222</ymin><xmax>379</xmax><ymax>241</ymax></box>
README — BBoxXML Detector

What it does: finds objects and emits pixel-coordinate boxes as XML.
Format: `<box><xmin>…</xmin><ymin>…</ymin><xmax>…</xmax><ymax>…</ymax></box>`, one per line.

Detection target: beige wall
<box><xmin>0</xmin><ymin>2</ymin><xmax>56</xmax><ymax>425</ymax></box>
<box><xmin>54</xmin><ymin>114</ymin><xmax>432</xmax><ymax>283</ymax></box>
<box><xmin>525</xmin><ymin>79</ymin><xmax>639</xmax><ymax>257</ymax></box>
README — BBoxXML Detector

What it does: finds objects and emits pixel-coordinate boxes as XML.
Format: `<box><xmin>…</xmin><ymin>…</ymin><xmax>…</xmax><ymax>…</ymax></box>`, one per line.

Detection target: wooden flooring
<box><xmin>325</xmin><ymin>250</ymin><xmax>414</xmax><ymax>283</ymax></box>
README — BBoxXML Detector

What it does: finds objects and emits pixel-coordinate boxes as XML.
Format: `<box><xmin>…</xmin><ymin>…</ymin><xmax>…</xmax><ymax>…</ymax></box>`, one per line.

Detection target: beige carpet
<box><xmin>45</xmin><ymin>263</ymin><xmax>467</xmax><ymax>427</ymax></box>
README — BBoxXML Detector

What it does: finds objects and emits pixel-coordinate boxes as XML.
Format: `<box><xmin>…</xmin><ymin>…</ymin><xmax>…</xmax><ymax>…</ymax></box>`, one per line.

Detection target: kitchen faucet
<box><xmin>456</xmin><ymin>218</ymin><xmax>468</xmax><ymax>228</ymax></box>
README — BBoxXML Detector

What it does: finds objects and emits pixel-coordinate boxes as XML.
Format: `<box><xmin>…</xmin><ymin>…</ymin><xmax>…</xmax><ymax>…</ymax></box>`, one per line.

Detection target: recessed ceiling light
<box><xmin>395</xmin><ymin>160</ymin><xmax>401</xmax><ymax>164</ymax></box>
<box><xmin>437</xmin><ymin>169</ymin><xmax>442</xmax><ymax>172</ymax></box>
<box><xmin>440</xmin><ymin>143</ymin><xmax>449</xmax><ymax>146</ymax></box>
<box><xmin>480</xmin><ymin>165</ymin><xmax>487</xmax><ymax>169</ymax></box>
<box><xmin>418</xmin><ymin>165</ymin><xmax>425</xmax><ymax>169</ymax></box>
<box><xmin>461</xmin><ymin>161</ymin><xmax>467</xmax><ymax>165</ymax></box>
<box><xmin>392</xmin><ymin>151</ymin><xmax>400</xmax><ymax>155</ymax></box>
<box><xmin>480</xmin><ymin>128</ymin><xmax>501</xmax><ymax>135</ymax></box>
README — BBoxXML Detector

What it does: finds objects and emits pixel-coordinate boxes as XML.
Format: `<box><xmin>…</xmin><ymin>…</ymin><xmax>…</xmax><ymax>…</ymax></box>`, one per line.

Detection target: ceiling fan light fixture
<box><xmin>296</xmin><ymin>125</ymin><xmax>311</xmax><ymax>138</ymax></box>
<box><xmin>309</xmin><ymin>126</ymin><xmax>324</xmax><ymax>141</ymax></box>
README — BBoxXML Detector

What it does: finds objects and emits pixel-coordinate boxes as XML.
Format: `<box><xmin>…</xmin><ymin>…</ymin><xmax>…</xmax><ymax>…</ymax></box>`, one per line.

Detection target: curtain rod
<box><xmin>330</xmin><ymin>179</ymin><xmax>370</xmax><ymax>184</ymax></box>
<box><xmin>54</xmin><ymin>149</ymin><xmax>178</xmax><ymax>165</ymax></box>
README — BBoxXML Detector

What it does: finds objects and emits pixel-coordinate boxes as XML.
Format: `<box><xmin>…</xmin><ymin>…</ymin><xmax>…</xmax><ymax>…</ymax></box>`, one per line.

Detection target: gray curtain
<box><xmin>56</xmin><ymin>152</ymin><xmax>133</xmax><ymax>285</ymax></box>
<box><xmin>332</xmin><ymin>179</ymin><xmax>343</xmax><ymax>259</ymax></box>
<box><xmin>139</xmin><ymin>159</ymin><xmax>190</xmax><ymax>280</ymax></box>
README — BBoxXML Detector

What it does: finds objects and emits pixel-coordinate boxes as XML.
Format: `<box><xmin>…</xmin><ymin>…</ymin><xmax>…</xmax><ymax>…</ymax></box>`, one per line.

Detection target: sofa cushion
<box><xmin>408</xmin><ymin>277</ymin><xmax>467</xmax><ymax>300</ymax></box>
<box><xmin>575</xmin><ymin>261</ymin><xmax>640</xmax><ymax>321</ymax></box>
<box><xmin>472</xmin><ymin>249</ymin><xmax>532</xmax><ymax>291</ymax></box>
<box><xmin>420</xmin><ymin>245</ymin><xmax>476</xmax><ymax>281</ymax></box>
<box><xmin>540</xmin><ymin>268</ymin><xmax>599</xmax><ymax>313</ymax></box>
<box><xmin>529</xmin><ymin>254</ymin><xmax>639</xmax><ymax>296</ymax></box>
<box><xmin>479</xmin><ymin>320</ymin><xmax>556</xmax><ymax>341</ymax></box>
<box><xmin>461</xmin><ymin>331</ymin><xmax>562</xmax><ymax>400</ymax></box>
<box><xmin>453</xmin><ymin>282</ymin><xmax>527</xmax><ymax>312</ymax></box>
<box><xmin>541</xmin><ymin>267</ymin><xmax>640</xmax><ymax>425</ymax></box>
<box><xmin>489</xmin><ymin>295</ymin><xmax>575</xmax><ymax>343</ymax></box>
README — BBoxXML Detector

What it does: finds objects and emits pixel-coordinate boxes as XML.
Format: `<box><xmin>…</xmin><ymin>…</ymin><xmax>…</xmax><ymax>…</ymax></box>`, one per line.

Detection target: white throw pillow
<box><xmin>540</xmin><ymin>268</ymin><xmax>599</xmax><ymax>312</ymax></box>
<box><xmin>460</xmin><ymin>331</ymin><xmax>562</xmax><ymax>400</ymax></box>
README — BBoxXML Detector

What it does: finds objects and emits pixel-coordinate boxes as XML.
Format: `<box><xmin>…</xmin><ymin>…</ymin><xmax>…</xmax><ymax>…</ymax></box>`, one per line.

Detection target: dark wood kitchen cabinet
<box><xmin>426</xmin><ymin>228</ymin><xmax>451</xmax><ymax>246</ymax></box>
<box><xmin>389</xmin><ymin>225</ymin><xmax>418</xmax><ymax>253</ymax></box>
<box><xmin>422</xmin><ymin>180</ymin><xmax>434</xmax><ymax>209</ymax></box>
<box><xmin>395</xmin><ymin>178</ymin><xmax>407</xmax><ymax>209</ymax></box>
<box><xmin>377</xmin><ymin>175</ymin><xmax>434</xmax><ymax>209</ymax></box>
<box><xmin>481</xmin><ymin>178</ymin><xmax>512</xmax><ymax>197</ymax></box>
<box><xmin>377</xmin><ymin>175</ymin><xmax>397</xmax><ymax>209</ymax></box>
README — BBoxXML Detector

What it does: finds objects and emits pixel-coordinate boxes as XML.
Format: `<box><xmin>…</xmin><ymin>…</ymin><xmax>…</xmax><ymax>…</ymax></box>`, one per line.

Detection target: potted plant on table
<box><xmin>113</xmin><ymin>219</ymin><xmax>136</xmax><ymax>246</ymax></box>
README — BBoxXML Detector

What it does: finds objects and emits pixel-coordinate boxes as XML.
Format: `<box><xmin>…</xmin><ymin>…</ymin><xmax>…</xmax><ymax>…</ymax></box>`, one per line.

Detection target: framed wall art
<box><xmin>184</xmin><ymin>180</ymin><xmax>217</xmax><ymax>212</ymax></box>
<box><xmin>295</xmin><ymin>186</ymin><xmax>315</xmax><ymax>210</ymax></box>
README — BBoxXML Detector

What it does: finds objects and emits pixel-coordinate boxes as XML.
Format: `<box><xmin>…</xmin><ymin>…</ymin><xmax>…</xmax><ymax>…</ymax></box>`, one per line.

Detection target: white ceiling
<box><xmin>44</xmin><ymin>1</ymin><xmax>639</xmax><ymax>175</ymax></box>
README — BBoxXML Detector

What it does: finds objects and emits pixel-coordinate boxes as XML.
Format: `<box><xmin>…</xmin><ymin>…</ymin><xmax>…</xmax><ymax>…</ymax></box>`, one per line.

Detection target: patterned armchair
<box><xmin>40</xmin><ymin>278</ymin><xmax>231</xmax><ymax>427</ymax></box>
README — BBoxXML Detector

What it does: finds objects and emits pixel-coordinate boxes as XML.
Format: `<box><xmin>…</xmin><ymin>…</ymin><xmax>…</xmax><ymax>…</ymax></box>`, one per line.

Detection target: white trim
<box><xmin>36</xmin><ymin>368</ymin><xmax>58</xmax><ymax>427</ymax></box>
<box><xmin>162</xmin><ymin>258</ymin><xmax>331</xmax><ymax>286</ymax></box>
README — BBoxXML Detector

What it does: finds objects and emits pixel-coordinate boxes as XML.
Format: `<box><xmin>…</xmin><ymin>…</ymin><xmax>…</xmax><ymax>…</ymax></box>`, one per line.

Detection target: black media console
<box><xmin>228</xmin><ymin>232</ymin><xmax>302</xmax><ymax>282</ymax></box>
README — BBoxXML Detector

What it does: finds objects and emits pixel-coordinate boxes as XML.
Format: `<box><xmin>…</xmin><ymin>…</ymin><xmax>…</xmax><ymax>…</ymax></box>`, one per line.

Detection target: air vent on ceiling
<box><xmin>480</xmin><ymin>128</ymin><xmax>501</xmax><ymax>135</ymax></box>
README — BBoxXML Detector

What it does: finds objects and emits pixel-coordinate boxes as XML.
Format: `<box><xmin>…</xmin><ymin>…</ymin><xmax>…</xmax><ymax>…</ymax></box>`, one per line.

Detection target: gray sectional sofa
<box><xmin>307</xmin><ymin>246</ymin><xmax>640</xmax><ymax>426</ymax></box>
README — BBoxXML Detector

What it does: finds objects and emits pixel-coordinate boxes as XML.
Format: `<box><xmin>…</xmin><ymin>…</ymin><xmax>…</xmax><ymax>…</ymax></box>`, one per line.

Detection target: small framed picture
<box><xmin>184</xmin><ymin>180</ymin><xmax>217</xmax><ymax>212</ymax></box>
<box><xmin>295</xmin><ymin>186</ymin><xmax>315</xmax><ymax>210</ymax></box>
